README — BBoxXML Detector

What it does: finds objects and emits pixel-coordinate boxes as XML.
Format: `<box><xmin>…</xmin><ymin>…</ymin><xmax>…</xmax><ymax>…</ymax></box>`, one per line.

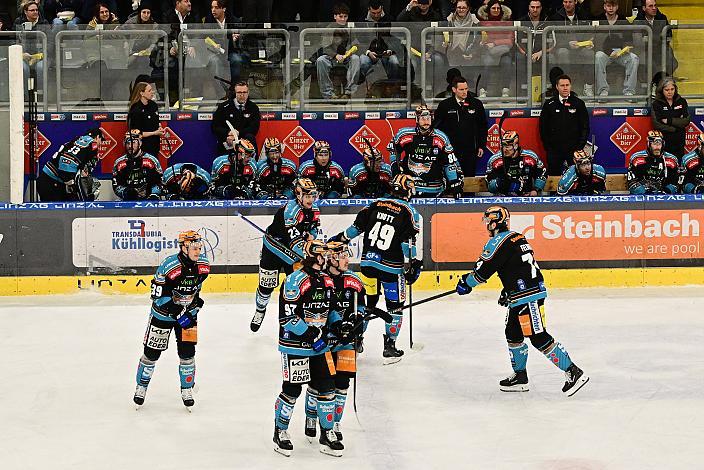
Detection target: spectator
<box><xmin>593</xmin><ymin>0</ymin><xmax>639</xmax><ymax>100</ymax></box>
<box><xmin>212</xmin><ymin>81</ymin><xmax>261</xmax><ymax>154</ymax></box>
<box><xmin>681</xmin><ymin>134</ymin><xmax>704</xmax><ymax>194</ymax></box>
<box><xmin>434</xmin><ymin>76</ymin><xmax>488</xmax><ymax>179</ymax></box>
<box><xmin>128</xmin><ymin>82</ymin><xmax>164</xmax><ymax>158</ymax></box>
<box><xmin>635</xmin><ymin>0</ymin><xmax>676</xmax><ymax>76</ymax></box>
<box><xmin>439</xmin><ymin>0</ymin><xmax>480</xmax><ymax>69</ymax></box>
<box><xmin>121</xmin><ymin>1</ymin><xmax>158</xmax><ymax>58</ymax></box>
<box><xmin>86</xmin><ymin>2</ymin><xmax>119</xmax><ymax>29</ymax></box>
<box><xmin>80</xmin><ymin>0</ymin><xmax>116</xmax><ymax>23</ymax></box>
<box><xmin>486</xmin><ymin>130</ymin><xmax>547</xmax><ymax>196</ymax></box>
<box><xmin>550</xmin><ymin>0</ymin><xmax>594</xmax><ymax>97</ymax></box>
<box><xmin>476</xmin><ymin>0</ymin><xmax>514</xmax><ymax>98</ymax></box>
<box><xmin>13</xmin><ymin>0</ymin><xmax>48</xmax><ymax>98</ymax></box>
<box><xmin>627</xmin><ymin>130</ymin><xmax>679</xmax><ymax>194</ymax></box>
<box><xmin>556</xmin><ymin>149</ymin><xmax>606</xmax><ymax>195</ymax></box>
<box><xmin>359</xmin><ymin>0</ymin><xmax>402</xmax><ymax>83</ymax></box>
<box><xmin>651</xmin><ymin>76</ymin><xmax>689</xmax><ymax>160</ymax></box>
<box><xmin>44</xmin><ymin>0</ymin><xmax>81</xmax><ymax>27</ymax></box>
<box><xmin>539</xmin><ymin>74</ymin><xmax>590</xmax><ymax>176</ymax></box>
<box><xmin>397</xmin><ymin>0</ymin><xmax>443</xmax><ymax>21</ymax></box>
<box><xmin>316</xmin><ymin>3</ymin><xmax>361</xmax><ymax>100</ymax></box>
<box><xmin>397</xmin><ymin>0</ymin><xmax>444</xmax><ymax>87</ymax></box>
<box><xmin>162</xmin><ymin>0</ymin><xmax>200</xmax><ymax>106</ymax></box>
<box><xmin>203</xmin><ymin>0</ymin><xmax>243</xmax><ymax>85</ymax></box>
<box><xmin>516</xmin><ymin>0</ymin><xmax>555</xmax><ymax>68</ymax></box>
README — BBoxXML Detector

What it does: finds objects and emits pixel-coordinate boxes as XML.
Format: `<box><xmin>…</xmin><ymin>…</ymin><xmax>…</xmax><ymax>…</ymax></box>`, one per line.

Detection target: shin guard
<box><xmin>136</xmin><ymin>355</ymin><xmax>156</xmax><ymax>386</ymax></box>
<box><xmin>317</xmin><ymin>392</ymin><xmax>336</xmax><ymax>431</ymax></box>
<box><xmin>275</xmin><ymin>393</ymin><xmax>296</xmax><ymax>430</ymax></box>
<box><xmin>305</xmin><ymin>387</ymin><xmax>319</xmax><ymax>419</ymax></box>
<box><xmin>334</xmin><ymin>388</ymin><xmax>348</xmax><ymax>424</ymax></box>
<box><xmin>508</xmin><ymin>343</ymin><xmax>528</xmax><ymax>372</ymax></box>
<box><xmin>179</xmin><ymin>357</ymin><xmax>196</xmax><ymax>389</ymax></box>
<box><xmin>543</xmin><ymin>342</ymin><xmax>573</xmax><ymax>371</ymax></box>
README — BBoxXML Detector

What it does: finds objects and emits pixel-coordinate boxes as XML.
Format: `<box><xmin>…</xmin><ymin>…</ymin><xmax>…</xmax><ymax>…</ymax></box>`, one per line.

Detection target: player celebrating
<box><xmin>332</xmin><ymin>174</ymin><xmax>422</xmax><ymax>363</ymax></box>
<box><xmin>133</xmin><ymin>231</ymin><xmax>210</xmax><ymax>409</ymax></box>
<box><xmin>627</xmin><ymin>130</ymin><xmax>680</xmax><ymax>195</ymax></box>
<box><xmin>256</xmin><ymin>137</ymin><xmax>298</xmax><ymax>199</ymax></box>
<box><xmin>211</xmin><ymin>138</ymin><xmax>259</xmax><ymax>199</ymax></box>
<box><xmin>112</xmin><ymin>130</ymin><xmax>163</xmax><ymax>201</ymax></box>
<box><xmin>304</xmin><ymin>240</ymin><xmax>365</xmax><ymax>444</ymax></box>
<box><xmin>557</xmin><ymin>150</ymin><xmax>606</xmax><ymax>196</ymax></box>
<box><xmin>388</xmin><ymin>104</ymin><xmax>463</xmax><ymax>198</ymax></box>
<box><xmin>486</xmin><ymin>131</ymin><xmax>547</xmax><ymax>196</ymax></box>
<box><xmin>162</xmin><ymin>163</ymin><xmax>212</xmax><ymax>200</ymax></box>
<box><xmin>273</xmin><ymin>240</ymin><xmax>344</xmax><ymax>457</ymax></box>
<box><xmin>299</xmin><ymin>140</ymin><xmax>347</xmax><ymax>199</ymax></box>
<box><xmin>37</xmin><ymin>127</ymin><xmax>104</xmax><ymax>201</ymax></box>
<box><xmin>348</xmin><ymin>145</ymin><xmax>393</xmax><ymax>198</ymax></box>
<box><xmin>682</xmin><ymin>133</ymin><xmax>704</xmax><ymax>194</ymax></box>
<box><xmin>455</xmin><ymin>206</ymin><xmax>589</xmax><ymax>397</ymax></box>
<box><xmin>250</xmin><ymin>178</ymin><xmax>321</xmax><ymax>332</ymax></box>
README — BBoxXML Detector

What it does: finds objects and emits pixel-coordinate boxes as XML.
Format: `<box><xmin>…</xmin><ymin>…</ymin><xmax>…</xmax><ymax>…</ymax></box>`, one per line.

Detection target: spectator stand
<box><xmin>0</xmin><ymin>30</ymin><xmax>48</xmax><ymax>111</ymax></box>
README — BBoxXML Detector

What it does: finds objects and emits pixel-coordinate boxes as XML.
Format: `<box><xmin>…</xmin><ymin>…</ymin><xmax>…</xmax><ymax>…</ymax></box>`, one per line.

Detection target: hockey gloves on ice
<box><xmin>177</xmin><ymin>309</ymin><xmax>197</xmax><ymax>329</ymax></box>
<box><xmin>455</xmin><ymin>273</ymin><xmax>473</xmax><ymax>295</ymax></box>
<box><xmin>328</xmin><ymin>231</ymin><xmax>346</xmax><ymax>244</ymax></box>
<box><xmin>405</xmin><ymin>259</ymin><xmax>423</xmax><ymax>285</ymax></box>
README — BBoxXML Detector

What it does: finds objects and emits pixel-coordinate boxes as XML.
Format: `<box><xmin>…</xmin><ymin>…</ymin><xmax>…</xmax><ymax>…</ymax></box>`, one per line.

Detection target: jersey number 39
<box><xmin>368</xmin><ymin>221</ymin><xmax>395</xmax><ymax>250</ymax></box>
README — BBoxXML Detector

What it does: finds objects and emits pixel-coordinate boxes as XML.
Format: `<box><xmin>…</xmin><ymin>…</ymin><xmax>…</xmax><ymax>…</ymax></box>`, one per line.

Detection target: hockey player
<box><xmin>211</xmin><ymin>138</ymin><xmax>259</xmax><ymax>200</ymax></box>
<box><xmin>256</xmin><ymin>137</ymin><xmax>298</xmax><ymax>199</ymax></box>
<box><xmin>304</xmin><ymin>240</ymin><xmax>365</xmax><ymax>444</ymax></box>
<box><xmin>133</xmin><ymin>231</ymin><xmax>210</xmax><ymax>409</ymax></box>
<box><xmin>348</xmin><ymin>145</ymin><xmax>393</xmax><ymax>198</ymax></box>
<box><xmin>557</xmin><ymin>150</ymin><xmax>606</xmax><ymax>196</ymax></box>
<box><xmin>251</xmin><ymin>178</ymin><xmax>321</xmax><ymax>332</ymax></box>
<box><xmin>331</xmin><ymin>174</ymin><xmax>422</xmax><ymax>363</ymax></box>
<box><xmin>486</xmin><ymin>130</ymin><xmax>547</xmax><ymax>196</ymax></box>
<box><xmin>388</xmin><ymin>104</ymin><xmax>463</xmax><ymax>199</ymax></box>
<box><xmin>112</xmin><ymin>130</ymin><xmax>163</xmax><ymax>201</ymax></box>
<box><xmin>682</xmin><ymin>133</ymin><xmax>704</xmax><ymax>194</ymax></box>
<box><xmin>37</xmin><ymin>127</ymin><xmax>104</xmax><ymax>202</ymax></box>
<box><xmin>627</xmin><ymin>130</ymin><xmax>680</xmax><ymax>195</ymax></box>
<box><xmin>455</xmin><ymin>206</ymin><xmax>589</xmax><ymax>397</ymax></box>
<box><xmin>299</xmin><ymin>140</ymin><xmax>347</xmax><ymax>199</ymax></box>
<box><xmin>273</xmin><ymin>240</ymin><xmax>344</xmax><ymax>457</ymax></box>
<box><xmin>162</xmin><ymin>163</ymin><xmax>212</xmax><ymax>200</ymax></box>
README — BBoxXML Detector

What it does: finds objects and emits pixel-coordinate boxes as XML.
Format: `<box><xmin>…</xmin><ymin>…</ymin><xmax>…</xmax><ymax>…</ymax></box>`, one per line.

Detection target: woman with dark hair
<box><xmin>476</xmin><ymin>0</ymin><xmax>514</xmax><ymax>98</ymax></box>
<box><xmin>87</xmin><ymin>1</ymin><xmax>119</xmax><ymax>28</ymax></box>
<box><xmin>128</xmin><ymin>82</ymin><xmax>164</xmax><ymax>158</ymax></box>
<box><xmin>651</xmin><ymin>76</ymin><xmax>690</xmax><ymax>160</ymax></box>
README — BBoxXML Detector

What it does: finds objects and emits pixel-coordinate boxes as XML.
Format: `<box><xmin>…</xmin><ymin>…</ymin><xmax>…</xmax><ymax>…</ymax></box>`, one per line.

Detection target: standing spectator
<box><xmin>316</xmin><ymin>4</ymin><xmax>361</xmax><ymax>100</ymax></box>
<box><xmin>593</xmin><ymin>0</ymin><xmax>639</xmax><ymax>100</ymax></box>
<box><xmin>434</xmin><ymin>76</ymin><xmax>488</xmax><ymax>179</ymax></box>
<box><xmin>128</xmin><ymin>82</ymin><xmax>164</xmax><ymax>158</ymax></box>
<box><xmin>86</xmin><ymin>2</ymin><xmax>119</xmax><ymax>28</ymax></box>
<box><xmin>161</xmin><ymin>0</ymin><xmax>200</xmax><ymax>106</ymax></box>
<box><xmin>476</xmin><ymin>0</ymin><xmax>514</xmax><ymax>98</ymax></box>
<box><xmin>441</xmin><ymin>0</ymin><xmax>479</xmax><ymax>68</ymax></box>
<box><xmin>635</xmin><ymin>0</ymin><xmax>676</xmax><ymax>76</ymax></box>
<box><xmin>212</xmin><ymin>81</ymin><xmax>261</xmax><ymax>154</ymax></box>
<box><xmin>203</xmin><ymin>0</ymin><xmax>241</xmax><ymax>85</ymax></box>
<box><xmin>651</xmin><ymin>76</ymin><xmax>689</xmax><ymax>160</ymax></box>
<box><xmin>539</xmin><ymin>74</ymin><xmax>590</xmax><ymax>176</ymax></box>
<box><xmin>397</xmin><ymin>0</ymin><xmax>444</xmax><ymax>86</ymax></box>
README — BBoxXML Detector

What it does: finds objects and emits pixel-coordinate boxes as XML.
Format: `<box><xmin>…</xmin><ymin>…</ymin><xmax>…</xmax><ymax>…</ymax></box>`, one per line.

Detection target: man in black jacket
<box><xmin>539</xmin><ymin>74</ymin><xmax>590</xmax><ymax>176</ymax></box>
<box><xmin>434</xmin><ymin>76</ymin><xmax>488</xmax><ymax>179</ymax></box>
<box><xmin>635</xmin><ymin>0</ymin><xmax>676</xmax><ymax>76</ymax></box>
<box><xmin>160</xmin><ymin>0</ymin><xmax>201</xmax><ymax>105</ymax></box>
<box><xmin>212</xmin><ymin>81</ymin><xmax>261</xmax><ymax>154</ymax></box>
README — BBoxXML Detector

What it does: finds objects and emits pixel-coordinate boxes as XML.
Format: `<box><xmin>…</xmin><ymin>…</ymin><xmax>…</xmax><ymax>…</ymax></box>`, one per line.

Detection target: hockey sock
<box><xmin>136</xmin><ymin>355</ymin><xmax>156</xmax><ymax>386</ymax></box>
<box><xmin>334</xmin><ymin>388</ymin><xmax>348</xmax><ymax>424</ymax></box>
<box><xmin>366</xmin><ymin>293</ymin><xmax>380</xmax><ymax>310</ymax></box>
<box><xmin>255</xmin><ymin>288</ymin><xmax>271</xmax><ymax>311</ymax></box>
<box><xmin>508</xmin><ymin>343</ymin><xmax>528</xmax><ymax>372</ymax></box>
<box><xmin>317</xmin><ymin>392</ymin><xmax>336</xmax><ymax>431</ymax></box>
<box><xmin>275</xmin><ymin>393</ymin><xmax>296</xmax><ymax>430</ymax></box>
<box><xmin>305</xmin><ymin>387</ymin><xmax>319</xmax><ymax>419</ymax></box>
<box><xmin>385</xmin><ymin>313</ymin><xmax>403</xmax><ymax>341</ymax></box>
<box><xmin>542</xmin><ymin>342</ymin><xmax>573</xmax><ymax>371</ymax></box>
<box><xmin>179</xmin><ymin>357</ymin><xmax>196</xmax><ymax>389</ymax></box>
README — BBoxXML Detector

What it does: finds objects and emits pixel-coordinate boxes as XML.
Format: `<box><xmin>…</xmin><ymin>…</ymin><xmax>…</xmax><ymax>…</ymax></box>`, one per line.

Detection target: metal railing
<box><xmin>0</xmin><ymin>31</ymin><xmax>48</xmax><ymax>111</ymax></box>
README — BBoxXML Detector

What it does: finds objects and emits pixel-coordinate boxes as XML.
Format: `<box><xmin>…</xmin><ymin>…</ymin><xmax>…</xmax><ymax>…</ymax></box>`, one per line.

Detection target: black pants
<box><xmin>143</xmin><ymin>315</ymin><xmax>196</xmax><ymax>361</ymax></box>
<box><xmin>37</xmin><ymin>173</ymin><xmax>72</xmax><ymax>202</ymax></box>
<box><xmin>547</xmin><ymin>150</ymin><xmax>572</xmax><ymax>177</ymax></box>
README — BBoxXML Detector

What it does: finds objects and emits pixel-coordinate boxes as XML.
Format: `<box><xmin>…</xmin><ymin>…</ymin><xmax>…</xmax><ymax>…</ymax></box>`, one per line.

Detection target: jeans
<box><xmin>594</xmin><ymin>50</ymin><xmax>639</xmax><ymax>95</ymax></box>
<box><xmin>359</xmin><ymin>53</ymin><xmax>401</xmax><ymax>81</ymax></box>
<box><xmin>316</xmin><ymin>54</ymin><xmax>360</xmax><ymax>98</ymax></box>
<box><xmin>228</xmin><ymin>52</ymin><xmax>250</xmax><ymax>84</ymax></box>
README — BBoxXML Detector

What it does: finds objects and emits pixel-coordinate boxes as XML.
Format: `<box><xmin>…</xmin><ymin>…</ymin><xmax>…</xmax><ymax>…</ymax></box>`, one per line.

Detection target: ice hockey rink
<box><xmin>2</xmin><ymin>286</ymin><xmax>703</xmax><ymax>470</ymax></box>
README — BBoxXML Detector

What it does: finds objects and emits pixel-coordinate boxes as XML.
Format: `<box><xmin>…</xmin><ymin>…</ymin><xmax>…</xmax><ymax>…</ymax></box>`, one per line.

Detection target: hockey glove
<box><xmin>508</xmin><ymin>180</ymin><xmax>522</xmax><ymax>195</ymax></box>
<box><xmin>222</xmin><ymin>184</ymin><xmax>236</xmax><ymax>199</ymax></box>
<box><xmin>498</xmin><ymin>289</ymin><xmax>509</xmax><ymax>307</ymax></box>
<box><xmin>455</xmin><ymin>273</ymin><xmax>473</xmax><ymax>295</ymax></box>
<box><xmin>122</xmin><ymin>187</ymin><xmax>139</xmax><ymax>200</ymax></box>
<box><xmin>404</xmin><ymin>259</ymin><xmax>423</xmax><ymax>285</ymax></box>
<box><xmin>328</xmin><ymin>232</ymin><xmax>347</xmax><ymax>244</ymax></box>
<box><xmin>447</xmin><ymin>179</ymin><xmax>463</xmax><ymax>199</ymax></box>
<box><xmin>147</xmin><ymin>193</ymin><xmax>161</xmax><ymax>200</ymax></box>
<box><xmin>301</xmin><ymin>325</ymin><xmax>327</xmax><ymax>352</ymax></box>
<box><xmin>177</xmin><ymin>309</ymin><xmax>197</xmax><ymax>329</ymax></box>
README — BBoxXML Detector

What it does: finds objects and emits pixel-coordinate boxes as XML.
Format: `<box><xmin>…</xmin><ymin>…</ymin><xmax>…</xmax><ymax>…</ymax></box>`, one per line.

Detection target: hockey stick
<box><xmin>475</xmin><ymin>73</ymin><xmax>482</xmax><ymax>97</ymax></box>
<box><xmin>402</xmin><ymin>289</ymin><xmax>456</xmax><ymax>310</ymax></box>
<box><xmin>234</xmin><ymin>211</ymin><xmax>303</xmax><ymax>262</ymax></box>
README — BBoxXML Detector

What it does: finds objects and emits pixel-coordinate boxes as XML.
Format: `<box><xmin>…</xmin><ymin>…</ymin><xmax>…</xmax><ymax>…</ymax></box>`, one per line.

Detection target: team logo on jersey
<box><xmin>408</xmin><ymin>160</ymin><xmax>431</xmax><ymax>175</ymax></box>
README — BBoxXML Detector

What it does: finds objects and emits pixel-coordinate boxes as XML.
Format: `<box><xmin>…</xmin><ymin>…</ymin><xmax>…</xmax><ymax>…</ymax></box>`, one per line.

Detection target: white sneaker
<box><xmin>583</xmin><ymin>84</ymin><xmax>594</xmax><ymax>97</ymax></box>
<box><xmin>479</xmin><ymin>88</ymin><xmax>487</xmax><ymax>98</ymax></box>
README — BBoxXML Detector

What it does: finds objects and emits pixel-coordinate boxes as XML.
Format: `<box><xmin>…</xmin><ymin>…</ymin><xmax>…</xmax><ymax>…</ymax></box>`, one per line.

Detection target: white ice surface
<box><xmin>2</xmin><ymin>287</ymin><xmax>703</xmax><ymax>470</ymax></box>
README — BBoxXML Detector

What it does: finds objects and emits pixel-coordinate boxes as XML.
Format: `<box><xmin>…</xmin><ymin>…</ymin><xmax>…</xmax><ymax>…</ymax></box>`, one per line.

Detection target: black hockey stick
<box><xmin>475</xmin><ymin>73</ymin><xmax>481</xmax><ymax>97</ymax></box>
<box><xmin>402</xmin><ymin>289</ymin><xmax>456</xmax><ymax>310</ymax></box>
<box><xmin>235</xmin><ymin>211</ymin><xmax>303</xmax><ymax>262</ymax></box>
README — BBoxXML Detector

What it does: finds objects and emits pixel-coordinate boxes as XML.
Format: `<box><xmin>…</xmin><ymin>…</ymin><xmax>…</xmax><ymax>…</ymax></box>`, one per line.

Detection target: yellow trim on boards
<box><xmin>1</xmin><ymin>268</ymin><xmax>704</xmax><ymax>296</ymax></box>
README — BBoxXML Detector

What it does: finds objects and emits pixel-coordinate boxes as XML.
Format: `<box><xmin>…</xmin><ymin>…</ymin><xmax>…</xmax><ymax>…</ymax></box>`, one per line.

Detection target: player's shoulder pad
<box><xmin>194</xmin><ymin>164</ymin><xmax>212</xmax><ymax>183</ymax></box>
<box><xmin>162</xmin><ymin>164</ymin><xmax>177</xmax><ymax>181</ymax></box>
<box><xmin>592</xmin><ymin>164</ymin><xmax>606</xmax><ymax>178</ymax></box>
<box><xmin>329</xmin><ymin>161</ymin><xmax>345</xmax><ymax>175</ymax></box>
<box><xmin>663</xmin><ymin>152</ymin><xmax>680</xmax><ymax>167</ymax></box>
<box><xmin>629</xmin><ymin>150</ymin><xmax>647</xmax><ymax>165</ymax></box>
<box><xmin>342</xmin><ymin>271</ymin><xmax>364</xmax><ymax>292</ymax></box>
<box><xmin>212</xmin><ymin>154</ymin><xmax>230</xmax><ymax>173</ymax></box>
<box><xmin>197</xmin><ymin>252</ymin><xmax>210</xmax><ymax>270</ymax></box>
<box><xmin>283</xmin><ymin>269</ymin><xmax>310</xmax><ymax>301</ymax></box>
<box><xmin>380</xmin><ymin>163</ymin><xmax>393</xmax><ymax>176</ymax></box>
<box><xmin>394</xmin><ymin>199</ymin><xmax>422</xmax><ymax>229</ymax></box>
<box><xmin>521</xmin><ymin>149</ymin><xmax>540</xmax><ymax>160</ymax></box>
<box><xmin>682</xmin><ymin>150</ymin><xmax>698</xmax><ymax>166</ymax></box>
<box><xmin>349</xmin><ymin>162</ymin><xmax>365</xmax><ymax>179</ymax></box>
<box><xmin>480</xmin><ymin>230</ymin><xmax>515</xmax><ymax>260</ymax></box>
<box><xmin>283</xmin><ymin>199</ymin><xmax>303</xmax><ymax>225</ymax></box>
<box><xmin>142</xmin><ymin>153</ymin><xmax>163</xmax><ymax>172</ymax></box>
<box><xmin>113</xmin><ymin>155</ymin><xmax>127</xmax><ymax>171</ymax></box>
<box><xmin>281</xmin><ymin>158</ymin><xmax>298</xmax><ymax>172</ymax></box>
<box><xmin>299</xmin><ymin>159</ymin><xmax>314</xmax><ymax>171</ymax></box>
<box><xmin>157</xmin><ymin>253</ymin><xmax>183</xmax><ymax>281</ymax></box>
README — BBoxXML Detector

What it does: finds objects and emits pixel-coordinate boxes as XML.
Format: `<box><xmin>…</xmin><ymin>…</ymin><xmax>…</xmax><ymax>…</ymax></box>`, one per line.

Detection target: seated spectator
<box><xmin>396</xmin><ymin>0</ymin><xmax>444</xmax><ymax>85</ymax></box>
<box><xmin>79</xmin><ymin>0</ymin><xmax>116</xmax><ymax>23</ymax></box>
<box><xmin>550</xmin><ymin>0</ymin><xmax>594</xmax><ymax>97</ymax></box>
<box><xmin>212</xmin><ymin>81</ymin><xmax>261</xmax><ymax>154</ymax></box>
<box><xmin>299</xmin><ymin>141</ymin><xmax>346</xmax><ymax>199</ymax></box>
<box><xmin>359</xmin><ymin>0</ymin><xmax>402</xmax><ymax>83</ymax></box>
<box><xmin>635</xmin><ymin>0</ymin><xmax>676</xmax><ymax>76</ymax></box>
<box><xmin>121</xmin><ymin>2</ymin><xmax>158</xmax><ymax>60</ymax></box>
<box><xmin>162</xmin><ymin>163</ymin><xmax>212</xmax><ymax>200</ymax></box>
<box><xmin>476</xmin><ymin>0</ymin><xmax>514</xmax><ymax>98</ymax></box>
<box><xmin>211</xmin><ymin>139</ymin><xmax>259</xmax><ymax>200</ymax></box>
<box><xmin>651</xmin><ymin>76</ymin><xmax>689</xmax><ymax>160</ymax></box>
<box><xmin>348</xmin><ymin>146</ymin><xmax>393</xmax><ymax>198</ymax></box>
<box><xmin>440</xmin><ymin>0</ymin><xmax>480</xmax><ymax>68</ymax></box>
<box><xmin>486</xmin><ymin>130</ymin><xmax>547</xmax><ymax>196</ymax></box>
<box><xmin>627</xmin><ymin>130</ymin><xmax>679</xmax><ymax>195</ymax></box>
<box><xmin>316</xmin><ymin>3</ymin><xmax>361</xmax><ymax>100</ymax></box>
<box><xmin>256</xmin><ymin>137</ymin><xmax>298</xmax><ymax>199</ymax></box>
<box><xmin>557</xmin><ymin>149</ymin><xmax>606</xmax><ymax>195</ymax></box>
<box><xmin>86</xmin><ymin>2</ymin><xmax>119</xmax><ymax>29</ymax></box>
<box><xmin>44</xmin><ymin>0</ymin><xmax>81</xmax><ymax>27</ymax></box>
<box><xmin>396</xmin><ymin>0</ymin><xmax>442</xmax><ymax>22</ymax></box>
<box><xmin>13</xmin><ymin>0</ymin><xmax>48</xmax><ymax>97</ymax></box>
<box><xmin>112</xmin><ymin>130</ymin><xmax>163</xmax><ymax>201</ymax></box>
<box><xmin>593</xmin><ymin>0</ymin><xmax>639</xmax><ymax>100</ymax></box>
<box><xmin>682</xmin><ymin>134</ymin><xmax>704</xmax><ymax>194</ymax></box>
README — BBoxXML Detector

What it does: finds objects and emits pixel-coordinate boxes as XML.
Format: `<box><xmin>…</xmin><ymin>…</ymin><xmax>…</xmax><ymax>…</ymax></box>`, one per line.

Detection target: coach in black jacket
<box><xmin>539</xmin><ymin>74</ymin><xmax>590</xmax><ymax>176</ymax></box>
<box><xmin>434</xmin><ymin>76</ymin><xmax>488</xmax><ymax>178</ymax></box>
<box><xmin>212</xmin><ymin>81</ymin><xmax>261</xmax><ymax>155</ymax></box>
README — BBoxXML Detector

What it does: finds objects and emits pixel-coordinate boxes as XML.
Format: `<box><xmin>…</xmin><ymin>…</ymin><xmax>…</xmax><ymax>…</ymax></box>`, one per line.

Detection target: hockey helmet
<box><xmin>501</xmin><ymin>130</ymin><xmax>520</xmax><ymax>154</ymax></box>
<box><xmin>415</xmin><ymin>104</ymin><xmax>433</xmax><ymax>134</ymax></box>
<box><xmin>390</xmin><ymin>173</ymin><xmax>416</xmax><ymax>200</ymax></box>
<box><xmin>326</xmin><ymin>240</ymin><xmax>351</xmax><ymax>258</ymax></box>
<box><xmin>646</xmin><ymin>130</ymin><xmax>664</xmax><ymax>156</ymax></box>
<box><xmin>303</xmin><ymin>239</ymin><xmax>329</xmax><ymax>259</ymax></box>
<box><xmin>124</xmin><ymin>129</ymin><xmax>143</xmax><ymax>156</ymax></box>
<box><xmin>178</xmin><ymin>230</ymin><xmax>203</xmax><ymax>248</ymax></box>
<box><xmin>573</xmin><ymin>149</ymin><xmax>592</xmax><ymax>166</ymax></box>
<box><xmin>483</xmin><ymin>205</ymin><xmax>510</xmax><ymax>235</ymax></box>
<box><xmin>362</xmin><ymin>145</ymin><xmax>383</xmax><ymax>168</ymax></box>
<box><xmin>264</xmin><ymin>137</ymin><xmax>282</xmax><ymax>158</ymax></box>
<box><xmin>295</xmin><ymin>178</ymin><xmax>319</xmax><ymax>200</ymax></box>
<box><xmin>235</xmin><ymin>138</ymin><xmax>256</xmax><ymax>161</ymax></box>
<box><xmin>697</xmin><ymin>133</ymin><xmax>704</xmax><ymax>150</ymax></box>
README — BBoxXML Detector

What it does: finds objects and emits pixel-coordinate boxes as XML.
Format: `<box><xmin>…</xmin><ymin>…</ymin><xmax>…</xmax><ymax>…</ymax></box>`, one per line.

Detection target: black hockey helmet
<box><xmin>263</xmin><ymin>137</ymin><xmax>282</xmax><ymax>160</ymax></box>
<box><xmin>415</xmin><ymin>104</ymin><xmax>433</xmax><ymax>135</ymax></box>
<box><xmin>390</xmin><ymin>174</ymin><xmax>415</xmax><ymax>200</ymax></box>
<box><xmin>124</xmin><ymin>129</ymin><xmax>143</xmax><ymax>157</ymax></box>
<box><xmin>483</xmin><ymin>205</ymin><xmax>510</xmax><ymax>236</ymax></box>
<box><xmin>235</xmin><ymin>138</ymin><xmax>256</xmax><ymax>161</ymax></box>
<box><xmin>295</xmin><ymin>178</ymin><xmax>318</xmax><ymax>199</ymax></box>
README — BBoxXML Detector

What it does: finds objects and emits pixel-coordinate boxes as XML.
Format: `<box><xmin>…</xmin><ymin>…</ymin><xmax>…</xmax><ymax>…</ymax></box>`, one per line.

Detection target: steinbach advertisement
<box><xmin>432</xmin><ymin>210</ymin><xmax>703</xmax><ymax>262</ymax></box>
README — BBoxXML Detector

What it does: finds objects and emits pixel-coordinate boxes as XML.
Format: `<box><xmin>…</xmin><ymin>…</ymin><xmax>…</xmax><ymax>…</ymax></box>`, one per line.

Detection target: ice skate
<box><xmin>181</xmin><ymin>387</ymin><xmax>195</xmax><ymax>409</ymax></box>
<box><xmin>382</xmin><ymin>334</ymin><xmax>404</xmax><ymax>365</ymax></box>
<box><xmin>319</xmin><ymin>428</ymin><xmax>344</xmax><ymax>457</ymax></box>
<box><xmin>273</xmin><ymin>426</ymin><xmax>293</xmax><ymax>457</ymax></box>
<box><xmin>333</xmin><ymin>421</ymin><xmax>343</xmax><ymax>442</ymax></box>
<box><xmin>250</xmin><ymin>307</ymin><xmax>266</xmax><ymax>332</ymax></box>
<box><xmin>305</xmin><ymin>416</ymin><xmax>317</xmax><ymax>443</ymax></box>
<box><xmin>499</xmin><ymin>370</ymin><xmax>529</xmax><ymax>392</ymax></box>
<box><xmin>133</xmin><ymin>384</ymin><xmax>148</xmax><ymax>409</ymax></box>
<box><xmin>562</xmin><ymin>364</ymin><xmax>589</xmax><ymax>397</ymax></box>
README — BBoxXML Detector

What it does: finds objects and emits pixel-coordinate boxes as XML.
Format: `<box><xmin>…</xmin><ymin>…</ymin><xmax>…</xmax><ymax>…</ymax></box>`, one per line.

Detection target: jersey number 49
<box><xmin>368</xmin><ymin>221</ymin><xmax>395</xmax><ymax>250</ymax></box>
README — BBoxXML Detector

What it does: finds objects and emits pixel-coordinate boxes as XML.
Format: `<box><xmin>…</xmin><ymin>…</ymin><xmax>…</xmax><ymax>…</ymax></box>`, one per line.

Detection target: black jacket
<box><xmin>652</xmin><ymin>94</ymin><xmax>690</xmax><ymax>158</ymax></box>
<box><xmin>128</xmin><ymin>100</ymin><xmax>161</xmax><ymax>158</ymax></box>
<box><xmin>593</xmin><ymin>14</ymin><xmax>634</xmax><ymax>54</ymax></box>
<box><xmin>539</xmin><ymin>92</ymin><xmax>590</xmax><ymax>154</ymax></box>
<box><xmin>212</xmin><ymin>98</ymin><xmax>261</xmax><ymax>154</ymax></box>
<box><xmin>434</xmin><ymin>95</ymin><xmax>488</xmax><ymax>156</ymax></box>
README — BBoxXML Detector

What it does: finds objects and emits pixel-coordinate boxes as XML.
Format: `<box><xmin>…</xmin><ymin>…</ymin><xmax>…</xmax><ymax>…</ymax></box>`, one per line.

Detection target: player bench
<box><xmin>463</xmin><ymin>174</ymin><xmax>628</xmax><ymax>194</ymax></box>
